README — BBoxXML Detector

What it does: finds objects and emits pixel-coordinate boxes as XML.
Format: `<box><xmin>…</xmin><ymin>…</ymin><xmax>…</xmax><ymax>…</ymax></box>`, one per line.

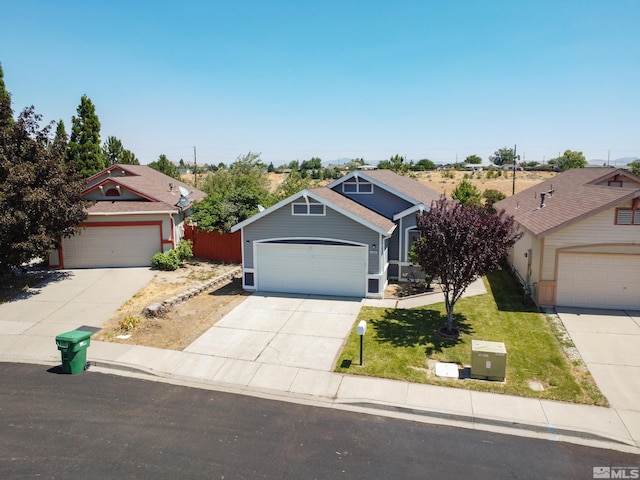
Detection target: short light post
<box><xmin>357</xmin><ymin>320</ymin><xmax>367</xmax><ymax>366</ymax></box>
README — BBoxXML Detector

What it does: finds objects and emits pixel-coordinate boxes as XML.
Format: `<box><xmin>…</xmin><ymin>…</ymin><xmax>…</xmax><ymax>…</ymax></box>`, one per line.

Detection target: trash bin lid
<box><xmin>55</xmin><ymin>329</ymin><xmax>93</xmax><ymax>343</ymax></box>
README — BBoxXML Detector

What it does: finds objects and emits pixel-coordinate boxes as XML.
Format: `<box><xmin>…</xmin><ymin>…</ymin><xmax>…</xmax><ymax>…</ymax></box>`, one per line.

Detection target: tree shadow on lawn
<box><xmin>372</xmin><ymin>308</ymin><xmax>473</xmax><ymax>356</ymax></box>
<box><xmin>486</xmin><ymin>268</ymin><xmax>539</xmax><ymax>314</ymax></box>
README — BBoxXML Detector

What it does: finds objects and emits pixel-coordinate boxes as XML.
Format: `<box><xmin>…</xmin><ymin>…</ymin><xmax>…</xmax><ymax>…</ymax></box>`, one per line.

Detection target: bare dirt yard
<box><xmin>94</xmin><ymin>261</ymin><xmax>250</xmax><ymax>351</ymax></box>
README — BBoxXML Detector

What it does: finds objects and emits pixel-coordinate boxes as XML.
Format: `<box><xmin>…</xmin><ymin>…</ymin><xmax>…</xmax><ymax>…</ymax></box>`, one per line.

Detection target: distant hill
<box><xmin>590</xmin><ymin>156</ymin><xmax>638</xmax><ymax>166</ymax></box>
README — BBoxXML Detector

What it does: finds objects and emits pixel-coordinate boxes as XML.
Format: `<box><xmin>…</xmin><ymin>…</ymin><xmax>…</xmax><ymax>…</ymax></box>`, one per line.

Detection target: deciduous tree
<box><xmin>465</xmin><ymin>154</ymin><xmax>482</xmax><ymax>165</ymax></box>
<box><xmin>413</xmin><ymin>198</ymin><xmax>522</xmax><ymax>335</ymax></box>
<box><xmin>489</xmin><ymin>147</ymin><xmax>517</xmax><ymax>167</ymax></box>
<box><xmin>548</xmin><ymin>150</ymin><xmax>587</xmax><ymax>171</ymax></box>
<box><xmin>0</xmin><ymin>107</ymin><xmax>87</xmax><ymax>272</ymax></box>
<box><xmin>148</xmin><ymin>154</ymin><xmax>180</xmax><ymax>179</ymax></box>
<box><xmin>629</xmin><ymin>159</ymin><xmax>640</xmax><ymax>177</ymax></box>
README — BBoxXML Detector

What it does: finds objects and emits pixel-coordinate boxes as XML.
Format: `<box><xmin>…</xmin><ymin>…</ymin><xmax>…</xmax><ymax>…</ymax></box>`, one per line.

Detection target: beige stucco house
<box><xmin>495</xmin><ymin>167</ymin><xmax>640</xmax><ymax>309</ymax></box>
<box><xmin>49</xmin><ymin>164</ymin><xmax>205</xmax><ymax>269</ymax></box>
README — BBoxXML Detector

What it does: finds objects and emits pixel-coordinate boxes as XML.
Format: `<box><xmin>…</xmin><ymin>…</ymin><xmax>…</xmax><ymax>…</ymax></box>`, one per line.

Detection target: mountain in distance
<box><xmin>590</xmin><ymin>156</ymin><xmax>638</xmax><ymax>166</ymax></box>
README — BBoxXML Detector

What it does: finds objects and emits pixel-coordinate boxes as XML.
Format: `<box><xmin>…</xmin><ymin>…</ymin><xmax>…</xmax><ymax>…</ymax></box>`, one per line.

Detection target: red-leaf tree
<box><xmin>413</xmin><ymin>197</ymin><xmax>523</xmax><ymax>335</ymax></box>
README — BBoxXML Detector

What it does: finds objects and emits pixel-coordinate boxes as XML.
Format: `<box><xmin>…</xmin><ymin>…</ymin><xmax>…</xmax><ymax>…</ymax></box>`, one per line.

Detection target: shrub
<box><xmin>118</xmin><ymin>316</ymin><xmax>141</xmax><ymax>332</ymax></box>
<box><xmin>175</xmin><ymin>240</ymin><xmax>193</xmax><ymax>262</ymax></box>
<box><xmin>151</xmin><ymin>250</ymin><xmax>180</xmax><ymax>271</ymax></box>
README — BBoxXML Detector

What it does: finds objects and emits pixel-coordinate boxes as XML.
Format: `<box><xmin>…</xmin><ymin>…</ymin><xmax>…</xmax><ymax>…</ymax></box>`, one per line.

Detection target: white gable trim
<box><xmin>393</xmin><ymin>204</ymin><xmax>428</xmax><ymax>221</ymax></box>
<box><xmin>231</xmin><ymin>189</ymin><xmax>396</xmax><ymax>237</ymax></box>
<box><xmin>328</xmin><ymin>171</ymin><xmax>419</xmax><ymax>206</ymax></box>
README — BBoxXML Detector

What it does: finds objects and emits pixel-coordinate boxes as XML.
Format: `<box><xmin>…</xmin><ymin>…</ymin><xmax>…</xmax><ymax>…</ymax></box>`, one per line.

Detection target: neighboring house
<box><xmin>49</xmin><ymin>164</ymin><xmax>205</xmax><ymax>269</ymax></box>
<box><xmin>231</xmin><ymin>169</ymin><xmax>443</xmax><ymax>298</ymax></box>
<box><xmin>494</xmin><ymin>168</ymin><xmax>640</xmax><ymax>309</ymax></box>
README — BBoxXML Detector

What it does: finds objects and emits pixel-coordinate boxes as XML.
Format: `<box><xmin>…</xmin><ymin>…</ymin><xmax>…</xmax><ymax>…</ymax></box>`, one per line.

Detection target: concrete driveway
<box><xmin>557</xmin><ymin>307</ymin><xmax>640</xmax><ymax>412</ymax></box>
<box><xmin>185</xmin><ymin>292</ymin><xmax>363</xmax><ymax>371</ymax></box>
<box><xmin>0</xmin><ymin>268</ymin><xmax>156</xmax><ymax>358</ymax></box>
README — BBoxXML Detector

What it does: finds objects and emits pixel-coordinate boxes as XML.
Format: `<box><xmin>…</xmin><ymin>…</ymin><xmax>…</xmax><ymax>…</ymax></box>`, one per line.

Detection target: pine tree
<box><xmin>0</xmin><ymin>63</ymin><xmax>13</xmax><ymax>131</ymax></box>
<box><xmin>66</xmin><ymin>95</ymin><xmax>104</xmax><ymax>177</ymax></box>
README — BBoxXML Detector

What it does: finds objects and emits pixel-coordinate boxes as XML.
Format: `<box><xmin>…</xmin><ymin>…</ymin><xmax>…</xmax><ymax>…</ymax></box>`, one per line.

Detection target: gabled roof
<box><xmin>328</xmin><ymin>169</ymin><xmax>443</xmax><ymax>208</ymax></box>
<box><xmin>231</xmin><ymin>187</ymin><xmax>396</xmax><ymax>236</ymax></box>
<box><xmin>494</xmin><ymin>168</ymin><xmax>640</xmax><ymax>239</ymax></box>
<box><xmin>83</xmin><ymin>164</ymin><xmax>206</xmax><ymax>215</ymax></box>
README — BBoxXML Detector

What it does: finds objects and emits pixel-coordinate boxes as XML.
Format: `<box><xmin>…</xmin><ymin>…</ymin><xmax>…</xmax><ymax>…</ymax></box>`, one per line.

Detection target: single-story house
<box><xmin>494</xmin><ymin>167</ymin><xmax>640</xmax><ymax>309</ymax></box>
<box><xmin>231</xmin><ymin>169</ymin><xmax>443</xmax><ymax>298</ymax></box>
<box><xmin>49</xmin><ymin>164</ymin><xmax>205</xmax><ymax>269</ymax></box>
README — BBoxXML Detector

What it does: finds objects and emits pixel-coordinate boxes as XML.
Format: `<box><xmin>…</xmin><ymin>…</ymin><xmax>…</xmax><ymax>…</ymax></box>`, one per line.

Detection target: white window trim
<box><xmin>291</xmin><ymin>203</ymin><xmax>326</xmax><ymax>216</ymax></box>
<box><xmin>342</xmin><ymin>182</ymin><xmax>374</xmax><ymax>194</ymax></box>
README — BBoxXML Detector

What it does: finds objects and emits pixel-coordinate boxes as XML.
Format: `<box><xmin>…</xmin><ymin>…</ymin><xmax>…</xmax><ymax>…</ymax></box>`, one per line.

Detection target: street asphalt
<box><xmin>0</xmin><ymin>268</ymin><xmax>639</xmax><ymax>455</ymax></box>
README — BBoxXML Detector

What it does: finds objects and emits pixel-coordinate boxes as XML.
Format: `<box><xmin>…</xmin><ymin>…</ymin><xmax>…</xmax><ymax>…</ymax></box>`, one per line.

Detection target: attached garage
<box><xmin>556</xmin><ymin>253</ymin><xmax>640</xmax><ymax>309</ymax></box>
<box><xmin>61</xmin><ymin>224</ymin><xmax>163</xmax><ymax>268</ymax></box>
<box><xmin>255</xmin><ymin>242</ymin><xmax>367</xmax><ymax>297</ymax></box>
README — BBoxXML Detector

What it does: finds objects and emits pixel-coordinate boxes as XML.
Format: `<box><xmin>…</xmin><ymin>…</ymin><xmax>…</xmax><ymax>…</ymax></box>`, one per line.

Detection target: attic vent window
<box><xmin>608</xmin><ymin>180</ymin><xmax>623</xmax><ymax>187</ymax></box>
<box><xmin>292</xmin><ymin>203</ymin><xmax>325</xmax><ymax>216</ymax></box>
<box><xmin>343</xmin><ymin>182</ymin><xmax>373</xmax><ymax>194</ymax></box>
<box><xmin>105</xmin><ymin>188</ymin><xmax>120</xmax><ymax>197</ymax></box>
<box><xmin>616</xmin><ymin>208</ymin><xmax>640</xmax><ymax>225</ymax></box>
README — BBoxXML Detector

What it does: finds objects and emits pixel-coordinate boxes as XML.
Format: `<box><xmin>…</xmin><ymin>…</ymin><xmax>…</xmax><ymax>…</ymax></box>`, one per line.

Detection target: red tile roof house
<box><xmin>231</xmin><ymin>169</ymin><xmax>443</xmax><ymax>298</ymax></box>
<box><xmin>494</xmin><ymin>168</ymin><xmax>640</xmax><ymax>309</ymax></box>
<box><xmin>49</xmin><ymin>164</ymin><xmax>205</xmax><ymax>269</ymax></box>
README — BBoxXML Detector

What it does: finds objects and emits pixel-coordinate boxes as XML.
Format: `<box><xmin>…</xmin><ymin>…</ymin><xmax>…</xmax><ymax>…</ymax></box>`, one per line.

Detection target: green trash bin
<box><xmin>55</xmin><ymin>330</ymin><xmax>93</xmax><ymax>374</ymax></box>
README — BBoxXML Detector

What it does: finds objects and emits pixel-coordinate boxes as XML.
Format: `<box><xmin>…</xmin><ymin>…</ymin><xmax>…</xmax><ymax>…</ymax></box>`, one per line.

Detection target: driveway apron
<box><xmin>185</xmin><ymin>292</ymin><xmax>363</xmax><ymax>371</ymax></box>
<box><xmin>557</xmin><ymin>307</ymin><xmax>640</xmax><ymax>412</ymax></box>
<box><xmin>0</xmin><ymin>268</ymin><xmax>156</xmax><ymax>358</ymax></box>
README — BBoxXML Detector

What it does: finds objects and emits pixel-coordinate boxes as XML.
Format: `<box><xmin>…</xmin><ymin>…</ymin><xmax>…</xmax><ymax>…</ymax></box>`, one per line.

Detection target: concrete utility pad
<box><xmin>185</xmin><ymin>293</ymin><xmax>362</xmax><ymax>371</ymax></box>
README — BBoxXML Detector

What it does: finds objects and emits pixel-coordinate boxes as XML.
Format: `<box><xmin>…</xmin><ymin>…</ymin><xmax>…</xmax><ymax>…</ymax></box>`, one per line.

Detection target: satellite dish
<box><xmin>178</xmin><ymin>196</ymin><xmax>190</xmax><ymax>207</ymax></box>
<box><xmin>178</xmin><ymin>186</ymin><xmax>190</xmax><ymax>197</ymax></box>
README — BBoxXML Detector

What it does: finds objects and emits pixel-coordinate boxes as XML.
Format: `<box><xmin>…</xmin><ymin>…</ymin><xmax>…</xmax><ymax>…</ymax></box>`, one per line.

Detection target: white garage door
<box><xmin>62</xmin><ymin>225</ymin><xmax>162</xmax><ymax>268</ymax></box>
<box><xmin>556</xmin><ymin>253</ymin><xmax>640</xmax><ymax>309</ymax></box>
<box><xmin>256</xmin><ymin>243</ymin><xmax>367</xmax><ymax>297</ymax></box>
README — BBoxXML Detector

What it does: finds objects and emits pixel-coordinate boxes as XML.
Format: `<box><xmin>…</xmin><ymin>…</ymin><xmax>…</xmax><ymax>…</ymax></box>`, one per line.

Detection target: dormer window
<box><xmin>342</xmin><ymin>182</ymin><xmax>373</xmax><ymax>194</ymax></box>
<box><xmin>105</xmin><ymin>188</ymin><xmax>120</xmax><ymax>197</ymax></box>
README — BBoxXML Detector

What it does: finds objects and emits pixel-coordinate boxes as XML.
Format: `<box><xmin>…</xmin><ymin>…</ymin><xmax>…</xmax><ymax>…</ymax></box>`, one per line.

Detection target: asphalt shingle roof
<box><xmin>84</xmin><ymin>164</ymin><xmax>206</xmax><ymax>214</ymax></box>
<box><xmin>356</xmin><ymin>169</ymin><xmax>443</xmax><ymax>207</ymax></box>
<box><xmin>494</xmin><ymin>168</ymin><xmax>640</xmax><ymax>238</ymax></box>
<box><xmin>309</xmin><ymin>187</ymin><xmax>396</xmax><ymax>234</ymax></box>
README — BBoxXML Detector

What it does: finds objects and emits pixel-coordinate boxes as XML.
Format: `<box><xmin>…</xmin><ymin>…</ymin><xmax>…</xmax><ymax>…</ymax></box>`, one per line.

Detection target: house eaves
<box><xmin>393</xmin><ymin>203</ymin><xmax>429</xmax><ymax>221</ymax></box>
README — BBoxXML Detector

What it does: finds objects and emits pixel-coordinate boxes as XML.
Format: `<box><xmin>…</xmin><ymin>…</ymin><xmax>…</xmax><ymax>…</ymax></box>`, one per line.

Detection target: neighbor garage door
<box><xmin>62</xmin><ymin>225</ymin><xmax>162</xmax><ymax>268</ymax></box>
<box><xmin>256</xmin><ymin>243</ymin><xmax>367</xmax><ymax>297</ymax></box>
<box><xmin>556</xmin><ymin>253</ymin><xmax>640</xmax><ymax>309</ymax></box>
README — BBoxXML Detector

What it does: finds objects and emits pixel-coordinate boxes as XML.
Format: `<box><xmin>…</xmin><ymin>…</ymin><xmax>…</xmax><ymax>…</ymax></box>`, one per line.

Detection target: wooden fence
<box><xmin>183</xmin><ymin>225</ymin><xmax>242</xmax><ymax>264</ymax></box>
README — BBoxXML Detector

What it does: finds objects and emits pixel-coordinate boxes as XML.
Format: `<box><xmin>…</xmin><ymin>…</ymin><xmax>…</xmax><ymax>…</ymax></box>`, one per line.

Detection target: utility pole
<box><xmin>512</xmin><ymin>144</ymin><xmax>517</xmax><ymax>196</ymax></box>
<box><xmin>193</xmin><ymin>146</ymin><xmax>198</xmax><ymax>187</ymax></box>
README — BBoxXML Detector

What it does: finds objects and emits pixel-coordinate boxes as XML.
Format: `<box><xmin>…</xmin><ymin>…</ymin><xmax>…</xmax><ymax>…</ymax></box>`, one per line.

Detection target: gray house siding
<box><xmin>331</xmin><ymin>181</ymin><xmax>413</xmax><ymax>218</ymax></box>
<box><xmin>242</xmin><ymin>200</ymin><xmax>381</xmax><ymax>274</ymax></box>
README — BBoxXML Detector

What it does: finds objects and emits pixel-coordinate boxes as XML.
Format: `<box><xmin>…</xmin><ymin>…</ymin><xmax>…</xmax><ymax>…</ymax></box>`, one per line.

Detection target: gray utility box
<box><xmin>471</xmin><ymin>340</ymin><xmax>507</xmax><ymax>381</ymax></box>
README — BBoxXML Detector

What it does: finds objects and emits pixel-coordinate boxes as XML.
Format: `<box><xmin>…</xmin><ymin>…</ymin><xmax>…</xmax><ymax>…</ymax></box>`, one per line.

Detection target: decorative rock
<box><xmin>144</xmin><ymin>303</ymin><xmax>165</xmax><ymax>318</ymax></box>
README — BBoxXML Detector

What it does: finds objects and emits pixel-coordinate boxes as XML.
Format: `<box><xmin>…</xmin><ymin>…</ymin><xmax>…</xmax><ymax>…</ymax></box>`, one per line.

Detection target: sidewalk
<box><xmin>1</xmin><ymin>277</ymin><xmax>639</xmax><ymax>454</ymax></box>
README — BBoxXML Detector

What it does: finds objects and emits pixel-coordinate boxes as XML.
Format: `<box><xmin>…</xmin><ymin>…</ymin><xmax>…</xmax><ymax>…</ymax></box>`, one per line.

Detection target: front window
<box><xmin>342</xmin><ymin>182</ymin><xmax>373</xmax><ymax>194</ymax></box>
<box><xmin>616</xmin><ymin>208</ymin><xmax>640</xmax><ymax>225</ymax></box>
<box><xmin>292</xmin><ymin>203</ymin><xmax>325</xmax><ymax>216</ymax></box>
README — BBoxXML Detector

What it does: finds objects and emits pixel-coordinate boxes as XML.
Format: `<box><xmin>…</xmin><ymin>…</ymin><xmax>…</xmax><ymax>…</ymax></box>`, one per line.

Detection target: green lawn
<box><xmin>335</xmin><ymin>268</ymin><xmax>607</xmax><ymax>405</ymax></box>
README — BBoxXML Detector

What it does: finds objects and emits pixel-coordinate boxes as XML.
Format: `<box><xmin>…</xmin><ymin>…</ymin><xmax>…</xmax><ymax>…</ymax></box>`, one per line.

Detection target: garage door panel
<box><xmin>256</xmin><ymin>243</ymin><xmax>366</xmax><ymax>297</ymax></box>
<box><xmin>557</xmin><ymin>253</ymin><xmax>640</xmax><ymax>309</ymax></box>
<box><xmin>63</xmin><ymin>225</ymin><xmax>162</xmax><ymax>268</ymax></box>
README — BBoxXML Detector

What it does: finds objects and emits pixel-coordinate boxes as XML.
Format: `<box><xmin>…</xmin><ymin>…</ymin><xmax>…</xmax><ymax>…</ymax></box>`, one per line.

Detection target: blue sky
<box><xmin>1</xmin><ymin>1</ymin><xmax>638</xmax><ymax>166</ymax></box>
